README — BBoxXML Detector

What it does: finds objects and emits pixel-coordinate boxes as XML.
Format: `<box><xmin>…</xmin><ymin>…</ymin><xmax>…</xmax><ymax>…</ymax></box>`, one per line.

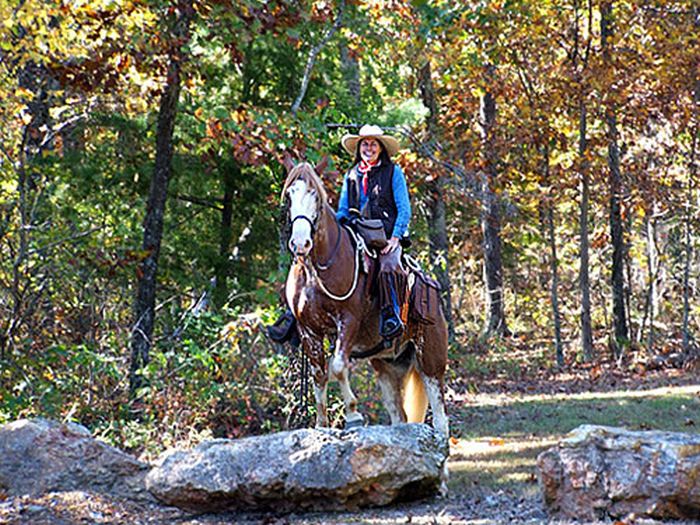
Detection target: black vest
<box><xmin>348</xmin><ymin>161</ymin><xmax>397</xmax><ymax>237</ymax></box>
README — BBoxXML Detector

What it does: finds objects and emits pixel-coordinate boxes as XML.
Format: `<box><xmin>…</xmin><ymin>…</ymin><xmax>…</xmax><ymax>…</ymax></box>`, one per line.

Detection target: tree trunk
<box><xmin>640</xmin><ymin>208</ymin><xmax>659</xmax><ymax>353</ymax></box>
<box><xmin>214</xmin><ymin>161</ymin><xmax>239</xmax><ymax>309</ymax></box>
<box><xmin>418</xmin><ymin>60</ymin><xmax>455</xmax><ymax>342</ymax></box>
<box><xmin>129</xmin><ymin>0</ymin><xmax>194</xmax><ymax>398</ymax></box>
<box><xmin>479</xmin><ymin>66</ymin><xmax>507</xmax><ymax>336</ymax></box>
<box><xmin>339</xmin><ymin>39</ymin><xmax>360</xmax><ymax>109</ymax></box>
<box><xmin>682</xmin><ymin>6</ymin><xmax>700</xmax><ymax>354</ymax></box>
<box><xmin>601</xmin><ymin>0</ymin><xmax>629</xmax><ymax>359</ymax></box>
<box><xmin>541</xmin><ymin>144</ymin><xmax>564</xmax><ymax>366</ymax></box>
<box><xmin>578</xmin><ymin>93</ymin><xmax>594</xmax><ymax>361</ymax></box>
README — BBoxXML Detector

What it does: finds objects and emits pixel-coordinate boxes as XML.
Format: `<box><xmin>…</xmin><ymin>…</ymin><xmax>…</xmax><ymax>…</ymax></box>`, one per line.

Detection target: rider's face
<box><xmin>360</xmin><ymin>138</ymin><xmax>381</xmax><ymax>164</ymax></box>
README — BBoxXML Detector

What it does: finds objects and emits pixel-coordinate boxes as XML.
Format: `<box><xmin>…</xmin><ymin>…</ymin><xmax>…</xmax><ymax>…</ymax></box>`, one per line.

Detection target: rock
<box><xmin>146</xmin><ymin>423</ymin><xmax>448</xmax><ymax>512</ymax></box>
<box><xmin>537</xmin><ymin>424</ymin><xmax>700</xmax><ymax>521</ymax></box>
<box><xmin>0</xmin><ymin>418</ymin><xmax>152</xmax><ymax>502</ymax></box>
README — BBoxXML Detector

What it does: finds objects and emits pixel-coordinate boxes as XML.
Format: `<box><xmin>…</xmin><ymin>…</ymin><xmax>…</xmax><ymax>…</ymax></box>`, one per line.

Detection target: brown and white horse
<box><xmin>282</xmin><ymin>161</ymin><xmax>449</xmax><ymax>438</ymax></box>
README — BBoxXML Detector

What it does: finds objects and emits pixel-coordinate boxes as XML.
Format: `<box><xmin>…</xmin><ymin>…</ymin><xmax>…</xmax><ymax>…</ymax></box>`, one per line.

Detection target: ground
<box><xmin>1</xmin><ymin>358</ymin><xmax>699</xmax><ymax>525</ymax></box>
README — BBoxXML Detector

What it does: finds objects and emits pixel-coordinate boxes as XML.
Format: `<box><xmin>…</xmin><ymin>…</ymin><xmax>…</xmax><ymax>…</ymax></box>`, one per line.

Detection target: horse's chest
<box><xmin>285</xmin><ymin>265</ymin><xmax>331</xmax><ymax>326</ymax></box>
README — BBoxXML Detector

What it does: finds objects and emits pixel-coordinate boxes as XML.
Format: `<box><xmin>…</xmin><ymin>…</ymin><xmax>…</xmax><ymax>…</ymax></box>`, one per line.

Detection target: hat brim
<box><xmin>341</xmin><ymin>134</ymin><xmax>400</xmax><ymax>157</ymax></box>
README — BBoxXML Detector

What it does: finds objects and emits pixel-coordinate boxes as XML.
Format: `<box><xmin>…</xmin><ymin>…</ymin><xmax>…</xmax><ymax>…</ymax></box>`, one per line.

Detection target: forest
<box><xmin>1</xmin><ymin>0</ymin><xmax>698</xmax><ymax>458</ymax></box>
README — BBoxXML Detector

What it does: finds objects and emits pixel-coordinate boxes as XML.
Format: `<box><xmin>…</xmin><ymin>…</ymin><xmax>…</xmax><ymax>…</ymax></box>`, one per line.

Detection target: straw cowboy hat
<box><xmin>341</xmin><ymin>124</ymin><xmax>401</xmax><ymax>157</ymax></box>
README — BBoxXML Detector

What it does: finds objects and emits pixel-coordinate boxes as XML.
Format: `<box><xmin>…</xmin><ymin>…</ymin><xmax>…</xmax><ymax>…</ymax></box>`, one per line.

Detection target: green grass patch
<box><xmin>453</xmin><ymin>386</ymin><xmax>700</xmax><ymax>439</ymax></box>
<box><xmin>447</xmin><ymin>385</ymin><xmax>700</xmax><ymax>493</ymax></box>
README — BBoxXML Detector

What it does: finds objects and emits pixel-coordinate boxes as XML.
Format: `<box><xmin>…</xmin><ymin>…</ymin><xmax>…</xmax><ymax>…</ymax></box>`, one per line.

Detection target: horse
<box><xmin>281</xmin><ymin>160</ymin><xmax>449</xmax><ymax>439</ymax></box>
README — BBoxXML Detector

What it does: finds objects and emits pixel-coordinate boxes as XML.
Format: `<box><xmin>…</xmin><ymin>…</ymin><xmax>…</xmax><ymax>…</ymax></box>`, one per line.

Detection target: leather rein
<box><xmin>290</xmin><ymin>212</ymin><xmax>360</xmax><ymax>302</ymax></box>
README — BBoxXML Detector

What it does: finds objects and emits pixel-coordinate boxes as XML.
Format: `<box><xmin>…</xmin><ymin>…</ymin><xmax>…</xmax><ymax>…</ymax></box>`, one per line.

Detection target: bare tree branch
<box><xmin>291</xmin><ymin>0</ymin><xmax>345</xmax><ymax>115</ymax></box>
<box><xmin>173</xmin><ymin>193</ymin><xmax>224</xmax><ymax>210</ymax></box>
<box><xmin>26</xmin><ymin>225</ymin><xmax>103</xmax><ymax>257</ymax></box>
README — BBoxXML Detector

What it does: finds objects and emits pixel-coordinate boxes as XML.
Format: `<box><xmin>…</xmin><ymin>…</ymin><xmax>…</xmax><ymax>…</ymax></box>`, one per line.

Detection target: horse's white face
<box><xmin>287</xmin><ymin>178</ymin><xmax>318</xmax><ymax>256</ymax></box>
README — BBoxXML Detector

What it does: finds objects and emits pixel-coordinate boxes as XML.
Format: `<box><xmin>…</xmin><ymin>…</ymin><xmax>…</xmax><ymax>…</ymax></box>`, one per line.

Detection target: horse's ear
<box><xmin>282</xmin><ymin>151</ymin><xmax>296</xmax><ymax>173</ymax></box>
<box><xmin>315</xmin><ymin>155</ymin><xmax>329</xmax><ymax>176</ymax></box>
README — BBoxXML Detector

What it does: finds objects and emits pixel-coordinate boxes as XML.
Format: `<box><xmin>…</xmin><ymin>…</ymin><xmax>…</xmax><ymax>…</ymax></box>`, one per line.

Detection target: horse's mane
<box><xmin>281</xmin><ymin>162</ymin><xmax>329</xmax><ymax>208</ymax></box>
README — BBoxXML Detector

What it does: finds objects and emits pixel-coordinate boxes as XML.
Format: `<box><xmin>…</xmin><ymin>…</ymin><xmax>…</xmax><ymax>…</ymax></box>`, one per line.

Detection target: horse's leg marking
<box><xmin>332</xmin><ymin>327</ymin><xmax>362</xmax><ymax>424</ymax></box>
<box><xmin>311</xmin><ymin>364</ymin><xmax>329</xmax><ymax>428</ymax></box>
<box><xmin>421</xmin><ymin>374</ymin><xmax>449</xmax><ymax>437</ymax></box>
<box><xmin>376</xmin><ymin>372</ymin><xmax>404</xmax><ymax>424</ymax></box>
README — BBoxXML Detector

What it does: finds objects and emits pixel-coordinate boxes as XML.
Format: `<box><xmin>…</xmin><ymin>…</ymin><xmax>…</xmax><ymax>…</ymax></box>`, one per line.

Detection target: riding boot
<box><xmin>380</xmin><ymin>305</ymin><xmax>403</xmax><ymax>339</ymax></box>
<box><xmin>379</xmin><ymin>273</ymin><xmax>404</xmax><ymax>340</ymax></box>
<box><xmin>267</xmin><ymin>309</ymin><xmax>300</xmax><ymax>347</ymax></box>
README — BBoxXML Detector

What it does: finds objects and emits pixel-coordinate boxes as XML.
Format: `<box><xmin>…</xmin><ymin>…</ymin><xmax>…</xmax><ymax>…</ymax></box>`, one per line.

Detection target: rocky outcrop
<box><xmin>146</xmin><ymin>423</ymin><xmax>448</xmax><ymax>511</ymax></box>
<box><xmin>537</xmin><ymin>425</ymin><xmax>700</xmax><ymax>521</ymax></box>
<box><xmin>0</xmin><ymin>418</ymin><xmax>153</xmax><ymax>502</ymax></box>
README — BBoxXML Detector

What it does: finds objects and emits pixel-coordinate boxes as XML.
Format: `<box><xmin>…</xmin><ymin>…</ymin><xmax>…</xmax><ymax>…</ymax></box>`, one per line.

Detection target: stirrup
<box><xmin>380</xmin><ymin>309</ymin><xmax>404</xmax><ymax>340</ymax></box>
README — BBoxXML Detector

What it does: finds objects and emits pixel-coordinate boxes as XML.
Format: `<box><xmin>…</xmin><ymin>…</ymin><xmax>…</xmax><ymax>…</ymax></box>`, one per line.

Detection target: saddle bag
<box><xmin>355</xmin><ymin>218</ymin><xmax>387</xmax><ymax>250</ymax></box>
<box><xmin>409</xmin><ymin>271</ymin><xmax>442</xmax><ymax>325</ymax></box>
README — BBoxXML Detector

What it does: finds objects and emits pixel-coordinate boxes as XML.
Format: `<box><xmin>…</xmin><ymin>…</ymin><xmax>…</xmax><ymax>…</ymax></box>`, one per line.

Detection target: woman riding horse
<box><xmin>276</xmin><ymin>158</ymin><xmax>449</xmax><ymax>438</ymax></box>
<box><xmin>269</xmin><ymin>125</ymin><xmax>410</xmax><ymax>344</ymax></box>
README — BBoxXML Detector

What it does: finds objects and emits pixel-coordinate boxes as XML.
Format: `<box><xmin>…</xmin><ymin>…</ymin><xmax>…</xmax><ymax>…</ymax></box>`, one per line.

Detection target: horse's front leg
<box><xmin>302</xmin><ymin>335</ymin><xmax>329</xmax><ymax>428</ymax></box>
<box><xmin>330</xmin><ymin>320</ymin><xmax>363</xmax><ymax>429</ymax></box>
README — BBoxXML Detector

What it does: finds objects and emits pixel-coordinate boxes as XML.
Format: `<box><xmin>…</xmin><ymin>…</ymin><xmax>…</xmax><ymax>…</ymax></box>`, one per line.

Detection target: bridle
<box><xmin>290</xmin><ymin>214</ymin><xmax>316</xmax><ymax>238</ymax></box>
<box><xmin>289</xmin><ymin>199</ymin><xmax>360</xmax><ymax>302</ymax></box>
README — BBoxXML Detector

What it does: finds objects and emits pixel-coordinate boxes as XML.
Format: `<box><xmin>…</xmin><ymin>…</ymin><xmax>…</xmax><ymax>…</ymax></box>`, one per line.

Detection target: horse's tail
<box><xmin>403</xmin><ymin>367</ymin><xmax>428</xmax><ymax>423</ymax></box>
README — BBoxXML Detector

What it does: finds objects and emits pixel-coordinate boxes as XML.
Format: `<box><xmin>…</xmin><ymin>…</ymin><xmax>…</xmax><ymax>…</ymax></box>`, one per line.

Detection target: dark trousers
<box><xmin>378</xmin><ymin>247</ymin><xmax>407</xmax><ymax>318</ymax></box>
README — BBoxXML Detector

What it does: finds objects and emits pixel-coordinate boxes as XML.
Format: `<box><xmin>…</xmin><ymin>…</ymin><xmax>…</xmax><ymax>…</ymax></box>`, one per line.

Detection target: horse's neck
<box><xmin>311</xmin><ymin>204</ymin><xmax>341</xmax><ymax>264</ymax></box>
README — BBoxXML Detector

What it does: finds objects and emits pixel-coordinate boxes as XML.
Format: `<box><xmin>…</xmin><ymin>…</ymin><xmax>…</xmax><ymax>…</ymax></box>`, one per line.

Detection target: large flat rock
<box><xmin>146</xmin><ymin>423</ymin><xmax>448</xmax><ymax>511</ymax></box>
<box><xmin>537</xmin><ymin>424</ymin><xmax>700</xmax><ymax>520</ymax></box>
<box><xmin>0</xmin><ymin>418</ymin><xmax>152</xmax><ymax>502</ymax></box>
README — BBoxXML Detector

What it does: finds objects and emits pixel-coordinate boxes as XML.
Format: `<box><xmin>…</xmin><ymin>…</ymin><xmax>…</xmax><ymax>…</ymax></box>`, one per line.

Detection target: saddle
<box><xmin>359</xmin><ymin>250</ymin><xmax>442</xmax><ymax>326</ymax></box>
<box><xmin>403</xmin><ymin>254</ymin><xmax>442</xmax><ymax>325</ymax></box>
<box><xmin>345</xmin><ymin>227</ymin><xmax>442</xmax><ymax>326</ymax></box>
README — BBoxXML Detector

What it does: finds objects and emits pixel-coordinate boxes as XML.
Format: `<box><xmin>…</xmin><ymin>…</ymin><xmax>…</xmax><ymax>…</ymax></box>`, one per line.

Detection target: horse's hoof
<box><xmin>344</xmin><ymin>416</ymin><xmax>364</xmax><ymax>430</ymax></box>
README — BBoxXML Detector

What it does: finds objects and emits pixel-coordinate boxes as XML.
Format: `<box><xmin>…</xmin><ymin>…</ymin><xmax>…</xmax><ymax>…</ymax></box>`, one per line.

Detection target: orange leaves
<box><xmin>205</xmin><ymin>118</ymin><xmax>223</xmax><ymax>139</ymax></box>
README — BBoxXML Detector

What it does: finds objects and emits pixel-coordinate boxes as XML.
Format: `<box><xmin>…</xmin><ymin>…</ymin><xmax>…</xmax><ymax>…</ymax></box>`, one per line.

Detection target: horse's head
<box><xmin>282</xmin><ymin>161</ymin><xmax>328</xmax><ymax>257</ymax></box>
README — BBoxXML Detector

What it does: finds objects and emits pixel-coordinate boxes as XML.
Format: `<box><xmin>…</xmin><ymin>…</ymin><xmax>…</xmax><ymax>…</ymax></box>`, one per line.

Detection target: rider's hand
<box><xmin>382</xmin><ymin>236</ymin><xmax>400</xmax><ymax>255</ymax></box>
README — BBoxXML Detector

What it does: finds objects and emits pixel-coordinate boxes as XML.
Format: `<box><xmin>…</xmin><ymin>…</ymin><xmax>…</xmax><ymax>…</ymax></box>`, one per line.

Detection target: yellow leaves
<box><xmin>14</xmin><ymin>88</ymin><xmax>33</xmax><ymax>99</ymax></box>
<box><xmin>232</xmin><ymin>109</ymin><xmax>247</xmax><ymax>125</ymax></box>
<box><xmin>489</xmin><ymin>437</ymin><xmax>506</xmax><ymax>446</ymax></box>
<box><xmin>124</xmin><ymin>97</ymin><xmax>148</xmax><ymax>114</ymax></box>
<box><xmin>49</xmin><ymin>105</ymin><xmax>72</xmax><ymax>121</ymax></box>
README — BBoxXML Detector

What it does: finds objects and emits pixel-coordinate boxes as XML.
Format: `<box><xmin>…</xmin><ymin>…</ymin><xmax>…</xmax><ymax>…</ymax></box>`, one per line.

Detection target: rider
<box><xmin>268</xmin><ymin>124</ymin><xmax>411</xmax><ymax>344</ymax></box>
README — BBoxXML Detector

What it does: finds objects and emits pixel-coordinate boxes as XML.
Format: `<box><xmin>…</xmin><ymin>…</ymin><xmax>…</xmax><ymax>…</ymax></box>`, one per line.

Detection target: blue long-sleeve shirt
<box><xmin>336</xmin><ymin>163</ymin><xmax>411</xmax><ymax>239</ymax></box>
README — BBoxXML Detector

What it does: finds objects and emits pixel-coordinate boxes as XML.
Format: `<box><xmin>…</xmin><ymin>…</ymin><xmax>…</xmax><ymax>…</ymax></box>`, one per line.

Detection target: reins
<box><xmin>297</xmin><ymin>223</ymin><xmax>361</xmax><ymax>302</ymax></box>
<box><xmin>315</xmin><ymin>220</ymin><xmax>341</xmax><ymax>271</ymax></box>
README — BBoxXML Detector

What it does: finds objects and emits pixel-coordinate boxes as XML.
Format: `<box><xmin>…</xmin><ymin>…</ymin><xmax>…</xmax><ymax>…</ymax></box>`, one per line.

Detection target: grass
<box><xmin>453</xmin><ymin>385</ymin><xmax>700</xmax><ymax>438</ymax></box>
<box><xmin>446</xmin><ymin>383</ymin><xmax>700</xmax><ymax>493</ymax></box>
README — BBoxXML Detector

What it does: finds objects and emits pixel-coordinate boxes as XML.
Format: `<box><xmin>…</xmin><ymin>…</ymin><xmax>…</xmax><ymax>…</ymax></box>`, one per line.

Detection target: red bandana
<box><xmin>358</xmin><ymin>159</ymin><xmax>378</xmax><ymax>195</ymax></box>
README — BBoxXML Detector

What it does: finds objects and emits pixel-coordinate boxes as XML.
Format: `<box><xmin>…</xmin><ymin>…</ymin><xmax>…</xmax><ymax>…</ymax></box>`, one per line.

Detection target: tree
<box><xmin>571</xmin><ymin>0</ymin><xmax>595</xmax><ymax>361</ymax></box>
<box><xmin>130</xmin><ymin>0</ymin><xmax>195</xmax><ymax>398</ymax></box>
<box><xmin>601</xmin><ymin>0</ymin><xmax>629</xmax><ymax>358</ymax></box>
<box><xmin>417</xmin><ymin>59</ymin><xmax>456</xmax><ymax>342</ymax></box>
<box><xmin>478</xmin><ymin>66</ymin><xmax>508</xmax><ymax>336</ymax></box>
